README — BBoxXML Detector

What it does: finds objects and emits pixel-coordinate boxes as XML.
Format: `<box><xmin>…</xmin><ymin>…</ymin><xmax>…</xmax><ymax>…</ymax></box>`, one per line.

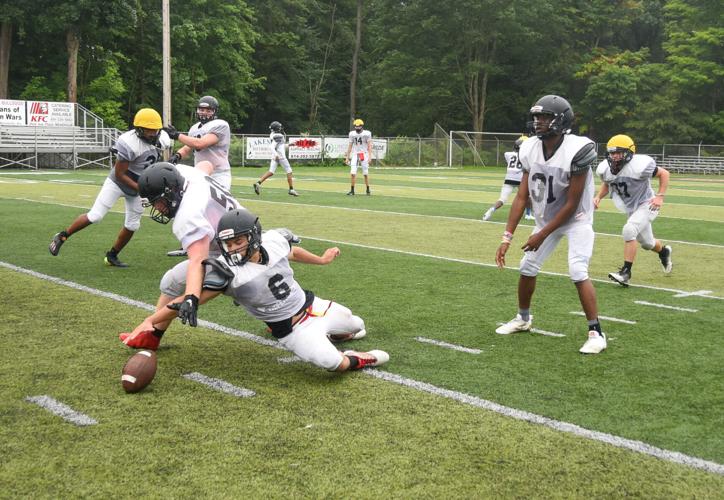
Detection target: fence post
<box><xmin>417</xmin><ymin>135</ymin><xmax>421</xmax><ymax>167</ymax></box>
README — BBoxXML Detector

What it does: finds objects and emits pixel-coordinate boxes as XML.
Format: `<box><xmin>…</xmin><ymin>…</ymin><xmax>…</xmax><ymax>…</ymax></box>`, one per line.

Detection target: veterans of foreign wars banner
<box><xmin>0</xmin><ymin>99</ymin><xmax>75</xmax><ymax>126</ymax></box>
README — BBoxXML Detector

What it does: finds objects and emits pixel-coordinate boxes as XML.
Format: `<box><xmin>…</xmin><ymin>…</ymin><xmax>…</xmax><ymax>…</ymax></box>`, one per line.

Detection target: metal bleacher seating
<box><xmin>656</xmin><ymin>156</ymin><xmax>724</xmax><ymax>175</ymax></box>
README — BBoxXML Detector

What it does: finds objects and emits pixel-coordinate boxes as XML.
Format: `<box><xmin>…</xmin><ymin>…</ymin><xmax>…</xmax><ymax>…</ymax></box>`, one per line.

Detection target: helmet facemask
<box><xmin>606</xmin><ymin>148</ymin><xmax>633</xmax><ymax>174</ymax></box>
<box><xmin>136</xmin><ymin>127</ymin><xmax>161</xmax><ymax>145</ymax></box>
<box><xmin>217</xmin><ymin>223</ymin><xmax>262</xmax><ymax>266</ymax></box>
<box><xmin>142</xmin><ymin>186</ymin><xmax>183</xmax><ymax>224</ymax></box>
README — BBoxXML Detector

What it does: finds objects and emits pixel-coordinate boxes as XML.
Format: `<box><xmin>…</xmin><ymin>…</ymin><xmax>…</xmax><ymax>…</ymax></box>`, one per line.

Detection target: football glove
<box><xmin>168</xmin><ymin>294</ymin><xmax>199</xmax><ymax>327</ymax></box>
<box><xmin>169</xmin><ymin>152</ymin><xmax>182</xmax><ymax>165</ymax></box>
<box><xmin>163</xmin><ymin>124</ymin><xmax>180</xmax><ymax>140</ymax></box>
<box><xmin>274</xmin><ymin>228</ymin><xmax>302</xmax><ymax>245</ymax></box>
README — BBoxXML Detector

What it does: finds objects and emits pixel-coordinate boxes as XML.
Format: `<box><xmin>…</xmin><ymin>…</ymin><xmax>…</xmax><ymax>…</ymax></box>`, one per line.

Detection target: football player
<box><xmin>495</xmin><ymin>95</ymin><xmax>606</xmax><ymax>354</ymax></box>
<box><xmin>593</xmin><ymin>134</ymin><xmax>672</xmax><ymax>287</ymax></box>
<box><xmin>344</xmin><ymin>118</ymin><xmax>373</xmax><ymax>195</ymax></box>
<box><xmin>121</xmin><ymin>208</ymin><xmax>389</xmax><ymax>372</ymax></box>
<box><xmin>48</xmin><ymin>108</ymin><xmax>170</xmax><ymax>267</ymax></box>
<box><xmin>119</xmin><ymin>162</ymin><xmax>242</xmax><ymax>349</ymax></box>
<box><xmin>483</xmin><ymin>135</ymin><xmax>534</xmax><ymax>221</ymax></box>
<box><xmin>252</xmin><ymin>121</ymin><xmax>299</xmax><ymax>196</ymax></box>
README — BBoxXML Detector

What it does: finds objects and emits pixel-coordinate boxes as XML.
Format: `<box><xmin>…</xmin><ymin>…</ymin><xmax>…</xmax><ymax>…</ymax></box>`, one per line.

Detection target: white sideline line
<box><xmin>634</xmin><ymin>301</ymin><xmax>699</xmax><ymax>313</ymax></box>
<box><xmin>569</xmin><ymin>312</ymin><xmax>636</xmax><ymax>324</ymax></box>
<box><xmin>415</xmin><ymin>336</ymin><xmax>482</xmax><ymax>354</ymax></box>
<box><xmin>495</xmin><ymin>323</ymin><xmax>566</xmax><ymax>338</ymax></box>
<box><xmin>182</xmin><ymin>372</ymin><xmax>256</xmax><ymax>398</ymax></box>
<box><xmin>25</xmin><ymin>395</ymin><xmax>97</xmax><ymax>426</ymax></box>
<box><xmin>3</xmin><ymin>261</ymin><xmax>723</xmax><ymax>475</ymax></box>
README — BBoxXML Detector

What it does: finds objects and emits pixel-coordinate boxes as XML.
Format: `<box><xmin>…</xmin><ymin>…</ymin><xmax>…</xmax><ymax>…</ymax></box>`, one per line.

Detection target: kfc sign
<box><xmin>27</xmin><ymin>101</ymin><xmax>75</xmax><ymax>126</ymax></box>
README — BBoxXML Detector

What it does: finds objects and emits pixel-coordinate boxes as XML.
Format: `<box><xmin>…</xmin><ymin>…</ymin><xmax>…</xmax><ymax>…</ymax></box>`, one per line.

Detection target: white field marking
<box><xmin>49</xmin><ymin>179</ymin><xmax>94</xmax><ymax>184</ymax></box>
<box><xmin>414</xmin><ymin>336</ymin><xmax>482</xmax><ymax>354</ymax></box>
<box><xmin>634</xmin><ymin>301</ymin><xmax>699</xmax><ymax>313</ymax></box>
<box><xmin>495</xmin><ymin>323</ymin><xmax>566</xmax><ymax>338</ymax></box>
<box><xmin>0</xmin><ymin>170</ymin><xmax>71</xmax><ymax>175</ymax></box>
<box><xmin>0</xmin><ymin>178</ymin><xmax>39</xmax><ymax>184</ymax></box>
<box><xmin>2</xmin><ymin>262</ymin><xmax>723</xmax><ymax>475</ymax></box>
<box><xmin>278</xmin><ymin>355</ymin><xmax>302</xmax><ymax>363</ymax></box>
<box><xmin>569</xmin><ymin>312</ymin><xmax>636</xmax><ymax>324</ymax></box>
<box><xmin>673</xmin><ymin>290</ymin><xmax>714</xmax><ymax>298</ymax></box>
<box><xmin>25</xmin><ymin>395</ymin><xmax>97</xmax><ymax>426</ymax></box>
<box><xmin>182</xmin><ymin>372</ymin><xmax>256</xmax><ymax>397</ymax></box>
<box><xmin>365</xmin><ymin>370</ymin><xmax>724</xmax><ymax>476</ymax></box>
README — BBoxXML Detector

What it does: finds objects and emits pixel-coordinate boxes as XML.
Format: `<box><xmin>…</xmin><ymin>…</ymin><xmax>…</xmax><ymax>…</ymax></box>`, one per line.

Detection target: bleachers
<box><xmin>0</xmin><ymin>125</ymin><xmax>120</xmax><ymax>169</ymax></box>
<box><xmin>656</xmin><ymin>156</ymin><xmax>724</xmax><ymax>175</ymax></box>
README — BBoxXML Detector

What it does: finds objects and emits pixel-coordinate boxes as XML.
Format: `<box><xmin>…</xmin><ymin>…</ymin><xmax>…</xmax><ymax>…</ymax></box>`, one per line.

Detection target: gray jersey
<box><xmin>503</xmin><ymin>151</ymin><xmax>523</xmax><ymax>184</ymax></box>
<box><xmin>187</xmin><ymin>118</ymin><xmax>231</xmax><ymax>173</ymax></box>
<box><xmin>519</xmin><ymin>134</ymin><xmax>597</xmax><ymax>227</ymax></box>
<box><xmin>222</xmin><ymin>230</ymin><xmax>306</xmax><ymax>322</ymax></box>
<box><xmin>270</xmin><ymin>131</ymin><xmax>287</xmax><ymax>159</ymax></box>
<box><xmin>596</xmin><ymin>155</ymin><xmax>656</xmax><ymax>216</ymax></box>
<box><xmin>109</xmin><ymin>129</ymin><xmax>163</xmax><ymax>195</ymax></box>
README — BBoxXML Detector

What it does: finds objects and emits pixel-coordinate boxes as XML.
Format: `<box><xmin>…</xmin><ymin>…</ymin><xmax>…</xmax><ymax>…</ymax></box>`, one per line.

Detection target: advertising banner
<box><xmin>0</xmin><ymin>99</ymin><xmax>27</xmax><ymax>125</ymax></box>
<box><xmin>372</xmin><ymin>139</ymin><xmax>388</xmax><ymax>160</ymax></box>
<box><xmin>245</xmin><ymin>136</ymin><xmax>274</xmax><ymax>160</ymax></box>
<box><xmin>324</xmin><ymin>137</ymin><xmax>388</xmax><ymax>160</ymax></box>
<box><xmin>26</xmin><ymin>101</ymin><xmax>75</xmax><ymax>126</ymax></box>
<box><xmin>288</xmin><ymin>136</ymin><xmax>322</xmax><ymax>159</ymax></box>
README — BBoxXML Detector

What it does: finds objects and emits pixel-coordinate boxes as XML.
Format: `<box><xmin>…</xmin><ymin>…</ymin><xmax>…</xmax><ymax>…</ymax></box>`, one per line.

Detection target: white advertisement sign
<box><xmin>324</xmin><ymin>137</ymin><xmax>387</xmax><ymax>160</ymax></box>
<box><xmin>0</xmin><ymin>99</ymin><xmax>26</xmax><ymax>125</ymax></box>
<box><xmin>372</xmin><ymin>138</ymin><xmax>387</xmax><ymax>160</ymax></box>
<box><xmin>27</xmin><ymin>101</ymin><xmax>75</xmax><ymax>126</ymax></box>
<box><xmin>245</xmin><ymin>136</ymin><xmax>275</xmax><ymax>160</ymax></box>
<box><xmin>288</xmin><ymin>136</ymin><xmax>322</xmax><ymax>159</ymax></box>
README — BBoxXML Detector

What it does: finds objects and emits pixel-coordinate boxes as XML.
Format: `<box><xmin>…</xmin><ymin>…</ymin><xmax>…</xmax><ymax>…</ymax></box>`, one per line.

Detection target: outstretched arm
<box><xmin>289</xmin><ymin>246</ymin><xmax>340</xmax><ymax>265</ymax></box>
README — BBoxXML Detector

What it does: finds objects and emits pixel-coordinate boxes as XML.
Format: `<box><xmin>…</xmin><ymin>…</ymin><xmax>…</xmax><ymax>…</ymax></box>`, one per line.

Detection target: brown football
<box><xmin>121</xmin><ymin>350</ymin><xmax>157</xmax><ymax>393</ymax></box>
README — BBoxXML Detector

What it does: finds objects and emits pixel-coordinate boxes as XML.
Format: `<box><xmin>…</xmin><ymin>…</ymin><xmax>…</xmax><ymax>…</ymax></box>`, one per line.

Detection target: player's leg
<box><xmin>361</xmin><ymin>160</ymin><xmax>371</xmax><ymax>195</ymax></box>
<box><xmin>317</xmin><ymin>299</ymin><xmax>366</xmax><ymax>342</ymax></box>
<box><xmin>348</xmin><ymin>158</ymin><xmax>358</xmax><ymax>194</ymax></box>
<box><xmin>105</xmin><ymin>194</ymin><xmax>143</xmax><ymax>267</ymax></box>
<box><xmin>280</xmin><ymin>160</ymin><xmax>298</xmax><ymax>196</ymax></box>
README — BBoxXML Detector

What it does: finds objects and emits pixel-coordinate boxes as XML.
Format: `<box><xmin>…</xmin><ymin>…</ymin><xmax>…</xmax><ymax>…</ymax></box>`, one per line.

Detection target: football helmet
<box><xmin>138</xmin><ymin>162</ymin><xmax>185</xmax><ymax>224</ymax></box>
<box><xmin>216</xmin><ymin>208</ymin><xmax>262</xmax><ymax>266</ymax></box>
<box><xmin>269</xmin><ymin>121</ymin><xmax>283</xmax><ymax>133</ymax></box>
<box><xmin>527</xmin><ymin>95</ymin><xmax>574</xmax><ymax>139</ymax></box>
<box><xmin>514</xmin><ymin>135</ymin><xmax>528</xmax><ymax>151</ymax></box>
<box><xmin>606</xmin><ymin>134</ymin><xmax>636</xmax><ymax>174</ymax></box>
<box><xmin>353</xmin><ymin>118</ymin><xmax>364</xmax><ymax>132</ymax></box>
<box><xmin>133</xmin><ymin>108</ymin><xmax>162</xmax><ymax>144</ymax></box>
<box><xmin>196</xmin><ymin>96</ymin><xmax>219</xmax><ymax>124</ymax></box>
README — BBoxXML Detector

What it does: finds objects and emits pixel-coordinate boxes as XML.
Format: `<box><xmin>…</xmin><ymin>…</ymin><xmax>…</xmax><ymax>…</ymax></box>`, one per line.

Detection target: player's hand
<box><xmin>167</xmin><ymin>294</ymin><xmax>199</xmax><ymax>327</ymax></box>
<box><xmin>163</xmin><ymin>124</ymin><xmax>180</xmax><ymax>140</ymax></box>
<box><xmin>344</xmin><ymin>158</ymin><xmax>350</xmax><ymax>165</ymax></box>
<box><xmin>321</xmin><ymin>247</ymin><xmax>341</xmax><ymax>264</ymax></box>
<box><xmin>496</xmin><ymin>242</ymin><xmax>509</xmax><ymax>269</ymax></box>
<box><xmin>169</xmin><ymin>152</ymin><xmax>182</xmax><ymax>165</ymax></box>
<box><xmin>592</xmin><ymin>196</ymin><xmax>600</xmax><ymax>209</ymax></box>
<box><xmin>521</xmin><ymin>232</ymin><xmax>547</xmax><ymax>253</ymax></box>
<box><xmin>649</xmin><ymin>195</ymin><xmax>663</xmax><ymax>210</ymax></box>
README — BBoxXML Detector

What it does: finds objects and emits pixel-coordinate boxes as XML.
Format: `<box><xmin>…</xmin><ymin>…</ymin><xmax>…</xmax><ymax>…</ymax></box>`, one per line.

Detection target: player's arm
<box><xmin>496</xmin><ymin>172</ymin><xmax>529</xmax><ymax>268</ymax></box>
<box><xmin>130</xmin><ymin>288</ymin><xmax>223</xmax><ymax>335</ymax></box>
<box><xmin>651</xmin><ymin>166</ymin><xmax>670</xmax><ymax>209</ymax></box>
<box><xmin>113</xmin><ymin>159</ymin><xmax>136</xmax><ymax>191</ymax></box>
<box><xmin>173</xmin><ymin>145</ymin><xmax>193</xmax><ymax>162</ymax></box>
<box><xmin>289</xmin><ymin>246</ymin><xmax>340</xmax><ymax>265</ymax></box>
<box><xmin>177</xmin><ymin>132</ymin><xmax>219</xmax><ymax>151</ymax></box>
<box><xmin>367</xmin><ymin>136</ymin><xmax>373</xmax><ymax>161</ymax></box>
<box><xmin>345</xmin><ymin>142</ymin><xmax>352</xmax><ymax>164</ymax></box>
<box><xmin>166</xmin><ymin>235</ymin><xmax>211</xmax><ymax>327</ymax></box>
<box><xmin>593</xmin><ymin>182</ymin><xmax>609</xmax><ymax>209</ymax></box>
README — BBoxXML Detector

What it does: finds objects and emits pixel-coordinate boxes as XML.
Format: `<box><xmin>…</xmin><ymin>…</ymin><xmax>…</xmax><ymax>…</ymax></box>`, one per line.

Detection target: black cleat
<box><xmin>104</xmin><ymin>252</ymin><xmax>129</xmax><ymax>268</ymax></box>
<box><xmin>49</xmin><ymin>232</ymin><xmax>67</xmax><ymax>256</ymax></box>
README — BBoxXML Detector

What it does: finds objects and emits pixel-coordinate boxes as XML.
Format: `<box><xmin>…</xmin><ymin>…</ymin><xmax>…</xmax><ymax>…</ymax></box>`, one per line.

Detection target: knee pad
<box><xmin>622</xmin><ymin>223</ymin><xmax>638</xmax><ymax>242</ymax></box>
<box><xmin>639</xmin><ymin>237</ymin><xmax>655</xmax><ymax>251</ymax></box>
<box><xmin>569</xmin><ymin>257</ymin><xmax>590</xmax><ymax>283</ymax></box>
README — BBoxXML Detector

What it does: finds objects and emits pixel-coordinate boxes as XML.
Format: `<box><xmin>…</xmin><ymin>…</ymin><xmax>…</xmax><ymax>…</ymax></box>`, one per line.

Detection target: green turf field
<box><xmin>1</xmin><ymin>166</ymin><xmax>722</xmax><ymax>497</ymax></box>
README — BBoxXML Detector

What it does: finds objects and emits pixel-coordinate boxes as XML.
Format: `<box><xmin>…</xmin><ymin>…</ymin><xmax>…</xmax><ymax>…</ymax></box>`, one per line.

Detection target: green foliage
<box><xmin>18</xmin><ymin>76</ymin><xmax>65</xmax><ymax>102</ymax></box>
<box><xmin>82</xmin><ymin>56</ymin><xmax>127</xmax><ymax>129</ymax></box>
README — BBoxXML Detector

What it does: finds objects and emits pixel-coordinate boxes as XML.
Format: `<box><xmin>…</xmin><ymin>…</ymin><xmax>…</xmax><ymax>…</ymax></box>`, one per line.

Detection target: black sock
<box><xmin>59</xmin><ymin>230</ymin><xmax>69</xmax><ymax>239</ymax></box>
<box><xmin>108</xmin><ymin>247</ymin><xmax>119</xmax><ymax>257</ymax></box>
<box><xmin>152</xmin><ymin>328</ymin><xmax>165</xmax><ymax>339</ymax></box>
<box><xmin>588</xmin><ymin>320</ymin><xmax>602</xmax><ymax>334</ymax></box>
<box><xmin>622</xmin><ymin>261</ymin><xmax>633</xmax><ymax>273</ymax></box>
<box><xmin>346</xmin><ymin>354</ymin><xmax>359</xmax><ymax>369</ymax></box>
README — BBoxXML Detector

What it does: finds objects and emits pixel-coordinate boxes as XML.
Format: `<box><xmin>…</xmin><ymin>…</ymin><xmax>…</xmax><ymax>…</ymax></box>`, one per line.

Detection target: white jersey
<box><xmin>221</xmin><ymin>230</ymin><xmax>307</xmax><ymax>322</ymax></box>
<box><xmin>270</xmin><ymin>131</ymin><xmax>287</xmax><ymax>159</ymax></box>
<box><xmin>187</xmin><ymin>119</ymin><xmax>231</xmax><ymax>173</ymax></box>
<box><xmin>348</xmin><ymin>129</ymin><xmax>372</xmax><ymax>154</ymax></box>
<box><xmin>109</xmin><ymin>129</ymin><xmax>164</xmax><ymax>196</ymax></box>
<box><xmin>518</xmin><ymin>134</ymin><xmax>597</xmax><ymax>227</ymax></box>
<box><xmin>503</xmin><ymin>151</ymin><xmax>523</xmax><ymax>184</ymax></box>
<box><xmin>172</xmin><ymin>164</ymin><xmax>241</xmax><ymax>250</ymax></box>
<box><xmin>596</xmin><ymin>155</ymin><xmax>656</xmax><ymax>216</ymax></box>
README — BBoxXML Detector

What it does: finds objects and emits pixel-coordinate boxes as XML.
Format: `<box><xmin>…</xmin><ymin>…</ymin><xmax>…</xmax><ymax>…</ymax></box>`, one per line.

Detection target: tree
<box><xmin>349</xmin><ymin>0</ymin><xmax>362</xmax><ymax>125</ymax></box>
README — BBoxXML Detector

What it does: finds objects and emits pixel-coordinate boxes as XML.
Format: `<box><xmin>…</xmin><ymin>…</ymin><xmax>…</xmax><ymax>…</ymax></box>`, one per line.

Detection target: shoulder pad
<box><xmin>202</xmin><ymin>258</ymin><xmax>234</xmax><ymax>291</ymax></box>
<box><xmin>273</xmin><ymin>228</ymin><xmax>302</xmax><ymax>245</ymax></box>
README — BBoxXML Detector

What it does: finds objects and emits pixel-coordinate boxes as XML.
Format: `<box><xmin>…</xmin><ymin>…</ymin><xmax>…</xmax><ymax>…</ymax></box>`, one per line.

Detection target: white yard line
<box><xmin>182</xmin><ymin>372</ymin><xmax>256</xmax><ymax>397</ymax></box>
<box><xmin>25</xmin><ymin>395</ymin><xmax>97</xmax><ymax>426</ymax></box>
<box><xmin>495</xmin><ymin>323</ymin><xmax>567</xmax><ymax>338</ymax></box>
<box><xmin>414</xmin><ymin>336</ymin><xmax>482</xmax><ymax>354</ymax></box>
<box><xmin>634</xmin><ymin>301</ymin><xmax>699</xmax><ymax>313</ymax></box>
<box><xmin>3</xmin><ymin>260</ymin><xmax>722</xmax><ymax>475</ymax></box>
<box><xmin>569</xmin><ymin>312</ymin><xmax>637</xmax><ymax>324</ymax></box>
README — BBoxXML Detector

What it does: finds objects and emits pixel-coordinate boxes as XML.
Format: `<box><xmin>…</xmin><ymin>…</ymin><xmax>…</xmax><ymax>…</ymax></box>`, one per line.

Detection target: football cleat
<box><xmin>104</xmin><ymin>252</ymin><xmax>129</xmax><ymax>268</ymax></box>
<box><xmin>328</xmin><ymin>329</ymin><xmax>367</xmax><ymax>343</ymax></box>
<box><xmin>366</xmin><ymin>187</ymin><xmax>371</xmax><ymax>196</ymax></box>
<box><xmin>49</xmin><ymin>232</ymin><xmax>67</xmax><ymax>256</ymax></box>
<box><xmin>579</xmin><ymin>331</ymin><xmax>607</xmax><ymax>354</ymax></box>
<box><xmin>288</xmin><ymin>189</ymin><xmax>299</xmax><ymax>197</ymax></box>
<box><xmin>253</xmin><ymin>182</ymin><xmax>261</xmax><ymax>195</ymax></box>
<box><xmin>120</xmin><ymin>330</ymin><xmax>161</xmax><ymax>351</ymax></box>
<box><xmin>524</xmin><ymin>213</ymin><xmax>535</xmax><ymax>220</ymax></box>
<box><xmin>659</xmin><ymin>245</ymin><xmax>673</xmax><ymax>274</ymax></box>
<box><xmin>495</xmin><ymin>314</ymin><xmax>532</xmax><ymax>335</ymax></box>
<box><xmin>344</xmin><ymin>349</ymin><xmax>389</xmax><ymax>369</ymax></box>
<box><xmin>167</xmin><ymin>249</ymin><xmax>187</xmax><ymax>257</ymax></box>
<box><xmin>346</xmin><ymin>190</ymin><xmax>355</xmax><ymax>196</ymax></box>
<box><xmin>608</xmin><ymin>268</ymin><xmax>630</xmax><ymax>287</ymax></box>
<box><xmin>482</xmin><ymin>208</ymin><xmax>494</xmax><ymax>221</ymax></box>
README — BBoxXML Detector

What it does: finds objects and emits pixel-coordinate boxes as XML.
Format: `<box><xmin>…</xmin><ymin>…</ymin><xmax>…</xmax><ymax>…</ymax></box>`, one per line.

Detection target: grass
<box><xmin>0</xmin><ymin>166</ymin><xmax>723</xmax><ymax>497</ymax></box>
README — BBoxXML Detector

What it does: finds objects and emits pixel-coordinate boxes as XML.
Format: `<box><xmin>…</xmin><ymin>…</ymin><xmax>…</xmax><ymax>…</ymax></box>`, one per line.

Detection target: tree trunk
<box><xmin>0</xmin><ymin>22</ymin><xmax>12</xmax><ymax>99</ymax></box>
<box><xmin>308</xmin><ymin>3</ymin><xmax>336</xmax><ymax>131</ymax></box>
<box><xmin>349</xmin><ymin>0</ymin><xmax>362</xmax><ymax>126</ymax></box>
<box><xmin>66</xmin><ymin>30</ymin><xmax>80</xmax><ymax>102</ymax></box>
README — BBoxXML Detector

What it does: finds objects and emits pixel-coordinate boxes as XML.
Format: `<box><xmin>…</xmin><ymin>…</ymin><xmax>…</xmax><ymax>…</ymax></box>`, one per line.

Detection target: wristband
<box><xmin>655</xmin><ymin>193</ymin><xmax>665</xmax><ymax>197</ymax></box>
<box><xmin>502</xmin><ymin>231</ymin><xmax>513</xmax><ymax>244</ymax></box>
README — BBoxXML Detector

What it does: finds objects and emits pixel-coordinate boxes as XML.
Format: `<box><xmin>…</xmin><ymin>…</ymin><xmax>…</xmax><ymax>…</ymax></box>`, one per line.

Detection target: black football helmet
<box><xmin>138</xmin><ymin>162</ymin><xmax>185</xmax><ymax>224</ymax></box>
<box><xmin>216</xmin><ymin>208</ymin><xmax>263</xmax><ymax>266</ymax></box>
<box><xmin>269</xmin><ymin>121</ymin><xmax>283</xmax><ymax>133</ymax></box>
<box><xmin>196</xmin><ymin>96</ymin><xmax>219</xmax><ymax>124</ymax></box>
<box><xmin>527</xmin><ymin>95</ymin><xmax>574</xmax><ymax>139</ymax></box>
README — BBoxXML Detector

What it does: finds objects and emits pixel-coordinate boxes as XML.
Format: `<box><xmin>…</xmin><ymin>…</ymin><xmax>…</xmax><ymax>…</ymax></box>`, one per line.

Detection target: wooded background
<box><xmin>0</xmin><ymin>0</ymin><xmax>721</xmax><ymax>144</ymax></box>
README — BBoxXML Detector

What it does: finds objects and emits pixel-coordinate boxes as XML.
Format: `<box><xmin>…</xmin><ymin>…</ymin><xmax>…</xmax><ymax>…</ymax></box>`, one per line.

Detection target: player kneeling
<box><xmin>121</xmin><ymin>208</ymin><xmax>388</xmax><ymax>372</ymax></box>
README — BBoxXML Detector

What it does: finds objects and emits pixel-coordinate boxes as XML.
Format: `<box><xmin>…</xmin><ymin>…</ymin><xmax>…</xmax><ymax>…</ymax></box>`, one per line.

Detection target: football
<box><xmin>121</xmin><ymin>350</ymin><xmax>157</xmax><ymax>393</ymax></box>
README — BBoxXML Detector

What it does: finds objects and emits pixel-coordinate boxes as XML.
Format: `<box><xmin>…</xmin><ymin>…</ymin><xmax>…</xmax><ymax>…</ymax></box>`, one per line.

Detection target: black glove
<box><xmin>163</xmin><ymin>124</ymin><xmax>180</xmax><ymax>140</ymax></box>
<box><xmin>169</xmin><ymin>152</ymin><xmax>182</xmax><ymax>165</ymax></box>
<box><xmin>167</xmin><ymin>294</ymin><xmax>199</xmax><ymax>327</ymax></box>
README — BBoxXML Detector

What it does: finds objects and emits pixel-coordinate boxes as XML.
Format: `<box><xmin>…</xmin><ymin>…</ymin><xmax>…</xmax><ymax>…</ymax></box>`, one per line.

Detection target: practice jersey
<box><xmin>270</xmin><ymin>131</ymin><xmax>287</xmax><ymax>159</ymax></box>
<box><xmin>349</xmin><ymin>129</ymin><xmax>372</xmax><ymax>154</ymax></box>
<box><xmin>503</xmin><ymin>151</ymin><xmax>524</xmax><ymax>185</ymax></box>
<box><xmin>518</xmin><ymin>134</ymin><xmax>597</xmax><ymax>227</ymax></box>
<box><xmin>221</xmin><ymin>230</ymin><xmax>307</xmax><ymax>322</ymax></box>
<box><xmin>596</xmin><ymin>154</ymin><xmax>656</xmax><ymax>216</ymax></box>
<box><xmin>109</xmin><ymin>129</ymin><xmax>165</xmax><ymax>196</ymax></box>
<box><xmin>172</xmin><ymin>164</ymin><xmax>241</xmax><ymax>250</ymax></box>
<box><xmin>187</xmin><ymin>119</ymin><xmax>231</xmax><ymax>173</ymax></box>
